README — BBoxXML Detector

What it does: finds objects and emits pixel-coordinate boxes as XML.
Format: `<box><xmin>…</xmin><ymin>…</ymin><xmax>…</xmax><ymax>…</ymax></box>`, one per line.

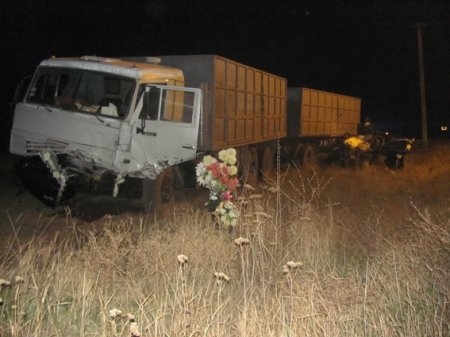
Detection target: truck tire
<box><xmin>300</xmin><ymin>145</ymin><xmax>317</xmax><ymax>172</ymax></box>
<box><xmin>340</xmin><ymin>148</ymin><xmax>361</xmax><ymax>169</ymax></box>
<box><xmin>261</xmin><ymin>146</ymin><xmax>274</xmax><ymax>179</ymax></box>
<box><xmin>142</xmin><ymin>167</ymin><xmax>175</xmax><ymax>211</ymax></box>
<box><xmin>248</xmin><ymin>148</ymin><xmax>259</xmax><ymax>184</ymax></box>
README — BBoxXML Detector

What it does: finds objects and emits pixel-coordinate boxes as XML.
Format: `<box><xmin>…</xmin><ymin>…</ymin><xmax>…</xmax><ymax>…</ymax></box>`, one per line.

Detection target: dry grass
<box><xmin>1</xmin><ymin>142</ymin><xmax>449</xmax><ymax>336</ymax></box>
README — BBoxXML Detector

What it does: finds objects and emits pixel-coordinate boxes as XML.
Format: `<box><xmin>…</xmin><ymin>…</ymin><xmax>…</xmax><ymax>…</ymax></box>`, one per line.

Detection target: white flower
<box><xmin>15</xmin><ymin>276</ymin><xmax>24</xmax><ymax>284</ymax></box>
<box><xmin>203</xmin><ymin>155</ymin><xmax>217</xmax><ymax>166</ymax></box>
<box><xmin>228</xmin><ymin>165</ymin><xmax>238</xmax><ymax>176</ymax></box>
<box><xmin>219</xmin><ymin>148</ymin><xmax>237</xmax><ymax>165</ymax></box>
<box><xmin>196</xmin><ymin>161</ymin><xmax>205</xmax><ymax>173</ymax></box>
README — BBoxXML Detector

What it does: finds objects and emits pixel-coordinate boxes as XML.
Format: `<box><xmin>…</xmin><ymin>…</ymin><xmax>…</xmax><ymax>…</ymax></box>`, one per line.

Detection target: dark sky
<box><xmin>1</xmin><ymin>0</ymin><xmax>449</xmax><ymax>146</ymax></box>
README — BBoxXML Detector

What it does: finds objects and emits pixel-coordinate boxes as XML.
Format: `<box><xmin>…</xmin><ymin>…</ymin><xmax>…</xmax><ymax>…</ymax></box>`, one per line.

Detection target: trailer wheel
<box><xmin>238</xmin><ymin>147</ymin><xmax>259</xmax><ymax>185</ymax></box>
<box><xmin>142</xmin><ymin>167</ymin><xmax>175</xmax><ymax>211</ymax></box>
<box><xmin>300</xmin><ymin>145</ymin><xmax>317</xmax><ymax>172</ymax></box>
<box><xmin>247</xmin><ymin>148</ymin><xmax>259</xmax><ymax>184</ymax></box>
<box><xmin>340</xmin><ymin>148</ymin><xmax>361</xmax><ymax>169</ymax></box>
<box><xmin>260</xmin><ymin>146</ymin><xmax>274</xmax><ymax>179</ymax></box>
<box><xmin>293</xmin><ymin>144</ymin><xmax>304</xmax><ymax>167</ymax></box>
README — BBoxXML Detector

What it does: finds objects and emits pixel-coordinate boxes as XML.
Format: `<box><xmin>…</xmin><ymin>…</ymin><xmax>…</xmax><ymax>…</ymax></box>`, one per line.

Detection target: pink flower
<box><xmin>222</xmin><ymin>191</ymin><xmax>233</xmax><ymax>201</ymax></box>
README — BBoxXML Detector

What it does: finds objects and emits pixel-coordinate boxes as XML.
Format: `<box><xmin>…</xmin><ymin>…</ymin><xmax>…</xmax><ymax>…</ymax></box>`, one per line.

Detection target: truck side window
<box><xmin>28</xmin><ymin>73</ymin><xmax>53</xmax><ymax>104</ymax></box>
<box><xmin>161</xmin><ymin>89</ymin><xmax>194</xmax><ymax>123</ymax></box>
<box><xmin>139</xmin><ymin>86</ymin><xmax>195</xmax><ymax>124</ymax></box>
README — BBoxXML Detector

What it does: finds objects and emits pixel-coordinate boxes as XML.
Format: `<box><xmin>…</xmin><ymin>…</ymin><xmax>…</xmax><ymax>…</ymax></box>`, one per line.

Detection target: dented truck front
<box><xmin>10</xmin><ymin>56</ymin><xmax>202</xmax><ymax>204</ymax></box>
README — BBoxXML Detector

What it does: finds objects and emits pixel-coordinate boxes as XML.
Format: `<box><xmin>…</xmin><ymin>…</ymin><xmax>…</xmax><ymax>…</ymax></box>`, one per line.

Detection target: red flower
<box><xmin>227</xmin><ymin>177</ymin><xmax>239</xmax><ymax>192</ymax></box>
<box><xmin>221</xmin><ymin>164</ymin><xmax>229</xmax><ymax>176</ymax></box>
<box><xmin>207</xmin><ymin>162</ymin><xmax>221</xmax><ymax>179</ymax></box>
<box><xmin>219</xmin><ymin>175</ymin><xmax>229</xmax><ymax>187</ymax></box>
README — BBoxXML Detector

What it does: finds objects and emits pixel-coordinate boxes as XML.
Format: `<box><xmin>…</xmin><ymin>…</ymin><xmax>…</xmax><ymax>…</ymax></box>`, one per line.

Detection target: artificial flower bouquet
<box><xmin>196</xmin><ymin>148</ymin><xmax>240</xmax><ymax>227</ymax></box>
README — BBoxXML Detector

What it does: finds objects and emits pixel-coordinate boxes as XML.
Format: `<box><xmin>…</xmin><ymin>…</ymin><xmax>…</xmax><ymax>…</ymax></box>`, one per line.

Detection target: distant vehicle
<box><xmin>9</xmin><ymin>55</ymin><xmax>411</xmax><ymax>208</ymax></box>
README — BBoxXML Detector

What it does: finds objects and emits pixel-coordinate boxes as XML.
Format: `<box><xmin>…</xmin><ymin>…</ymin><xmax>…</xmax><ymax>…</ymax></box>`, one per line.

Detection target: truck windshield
<box><xmin>26</xmin><ymin>67</ymin><xmax>135</xmax><ymax>119</ymax></box>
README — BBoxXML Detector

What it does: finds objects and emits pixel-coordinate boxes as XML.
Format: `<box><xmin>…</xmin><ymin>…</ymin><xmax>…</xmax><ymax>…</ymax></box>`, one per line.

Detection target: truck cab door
<box><xmin>130</xmin><ymin>84</ymin><xmax>202</xmax><ymax>178</ymax></box>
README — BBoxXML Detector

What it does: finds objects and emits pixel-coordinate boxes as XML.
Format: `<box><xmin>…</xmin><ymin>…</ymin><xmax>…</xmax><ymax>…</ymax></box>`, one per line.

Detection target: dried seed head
<box><xmin>252</xmin><ymin>219</ymin><xmax>263</xmax><ymax>225</ymax></box>
<box><xmin>243</xmin><ymin>184</ymin><xmax>255</xmax><ymax>191</ymax></box>
<box><xmin>0</xmin><ymin>279</ymin><xmax>11</xmax><ymax>288</ymax></box>
<box><xmin>0</xmin><ymin>297</ymin><xmax>3</xmax><ymax>306</ymax></box>
<box><xmin>109</xmin><ymin>308</ymin><xmax>123</xmax><ymax>319</ymax></box>
<box><xmin>214</xmin><ymin>272</ymin><xmax>230</xmax><ymax>282</ymax></box>
<box><xmin>286</xmin><ymin>261</ymin><xmax>303</xmax><ymax>269</ymax></box>
<box><xmin>283</xmin><ymin>265</ymin><xmax>290</xmax><ymax>275</ymax></box>
<box><xmin>130</xmin><ymin>322</ymin><xmax>141</xmax><ymax>337</ymax></box>
<box><xmin>14</xmin><ymin>276</ymin><xmax>24</xmax><ymax>284</ymax></box>
<box><xmin>11</xmin><ymin>304</ymin><xmax>17</xmax><ymax>310</ymax></box>
<box><xmin>248</xmin><ymin>194</ymin><xmax>263</xmax><ymax>199</ymax></box>
<box><xmin>177</xmin><ymin>254</ymin><xmax>189</xmax><ymax>266</ymax></box>
<box><xmin>127</xmin><ymin>313</ymin><xmax>135</xmax><ymax>322</ymax></box>
<box><xmin>268</xmin><ymin>186</ymin><xmax>278</xmax><ymax>193</ymax></box>
<box><xmin>234</xmin><ymin>237</ymin><xmax>251</xmax><ymax>247</ymax></box>
<box><xmin>254</xmin><ymin>211</ymin><xmax>273</xmax><ymax>219</ymax></box>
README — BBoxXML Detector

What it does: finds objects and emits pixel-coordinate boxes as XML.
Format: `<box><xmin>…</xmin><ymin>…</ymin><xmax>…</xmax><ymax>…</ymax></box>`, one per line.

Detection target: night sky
<box><xmin>1</xmin><ymin>0</ymin><xmax>449</xmax><ymax>151</ymax></box>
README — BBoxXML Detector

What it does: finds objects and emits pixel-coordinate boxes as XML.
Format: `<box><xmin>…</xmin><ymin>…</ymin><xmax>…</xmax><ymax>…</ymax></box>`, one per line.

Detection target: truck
<box><xmin>9</xmin><ymin>54</ymin><xmax>409</xmax><ymax>209</ymax></box>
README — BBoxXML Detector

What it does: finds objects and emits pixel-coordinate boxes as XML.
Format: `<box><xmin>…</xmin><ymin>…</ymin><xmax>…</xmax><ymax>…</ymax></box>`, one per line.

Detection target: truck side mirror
<box><xmin>139</xmin><ymin>87</ymin><xmax>160</xmax><ymax>120</ymax></box>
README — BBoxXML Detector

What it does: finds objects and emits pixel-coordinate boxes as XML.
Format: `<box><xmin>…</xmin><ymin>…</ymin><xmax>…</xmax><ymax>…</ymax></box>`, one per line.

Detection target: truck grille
<box><xmin>26</xmin><ymin>139</ymin><xmax>69</xmax><ymax>154</ymax></box>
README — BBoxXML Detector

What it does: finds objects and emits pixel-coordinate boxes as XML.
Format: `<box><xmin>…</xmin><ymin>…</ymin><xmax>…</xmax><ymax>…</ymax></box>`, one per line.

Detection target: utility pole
<box><xmin>416</xmin><ymin>23</ymin><xmax>428</xmax><ymax>147</ymax></box>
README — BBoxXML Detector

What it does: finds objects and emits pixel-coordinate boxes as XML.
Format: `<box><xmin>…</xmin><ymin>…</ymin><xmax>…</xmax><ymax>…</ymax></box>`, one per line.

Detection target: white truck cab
<box><xmin>10</xmin><ymin>56</ymin><xmax>202</xmax><ymax>206</ymax></box>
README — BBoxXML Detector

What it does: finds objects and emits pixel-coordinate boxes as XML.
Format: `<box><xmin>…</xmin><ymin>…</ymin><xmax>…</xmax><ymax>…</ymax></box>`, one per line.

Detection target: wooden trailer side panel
<box><xmin>288</xmin><ymin>87</ymin><xmax>360</xmax><ymax>137</ymax></box>
<box><xmin>213</xmin><ymin>56</ymin><xmax>286</xmax><ymax>150</ymax></box>
<box><xmin>158</xmin><ymin>55</ymin><xmax>286</xmax><ymax>151</ymax></box>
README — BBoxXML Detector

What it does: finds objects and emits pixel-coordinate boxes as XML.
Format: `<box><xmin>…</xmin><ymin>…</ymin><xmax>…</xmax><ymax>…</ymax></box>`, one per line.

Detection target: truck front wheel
<box><xmin>142</xmin><ymin>167</ymin><xmax>175</xmax><ymax>211</ymax></box>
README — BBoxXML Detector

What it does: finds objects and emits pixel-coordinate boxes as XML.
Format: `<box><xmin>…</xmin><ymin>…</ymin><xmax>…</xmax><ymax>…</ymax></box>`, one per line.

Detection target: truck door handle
<box><xmin>182</xmin><ymin>145</ymin><xmax>196</xmax><ymax>150</ymax></box>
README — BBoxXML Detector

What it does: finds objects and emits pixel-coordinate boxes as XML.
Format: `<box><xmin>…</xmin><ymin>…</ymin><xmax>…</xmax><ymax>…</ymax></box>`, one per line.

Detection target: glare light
<box><xmin>441</xmin><ymin>125</ymin><xmax>448</xmax><ymax>132</ymax></box>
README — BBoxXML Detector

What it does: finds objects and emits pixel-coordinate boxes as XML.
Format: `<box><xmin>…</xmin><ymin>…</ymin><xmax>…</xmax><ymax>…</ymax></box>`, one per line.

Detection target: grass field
<box><xmin>0</xmin><ymin>143</ymin><xmax>449</xmax><ymax>336</ymax></box>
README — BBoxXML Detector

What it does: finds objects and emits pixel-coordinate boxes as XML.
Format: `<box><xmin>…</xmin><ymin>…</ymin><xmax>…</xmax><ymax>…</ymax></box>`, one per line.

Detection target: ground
<box><xmin>0</xmin><ymin>142</ymin><xmax>449</xmax><ymax>336</ymax></box>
